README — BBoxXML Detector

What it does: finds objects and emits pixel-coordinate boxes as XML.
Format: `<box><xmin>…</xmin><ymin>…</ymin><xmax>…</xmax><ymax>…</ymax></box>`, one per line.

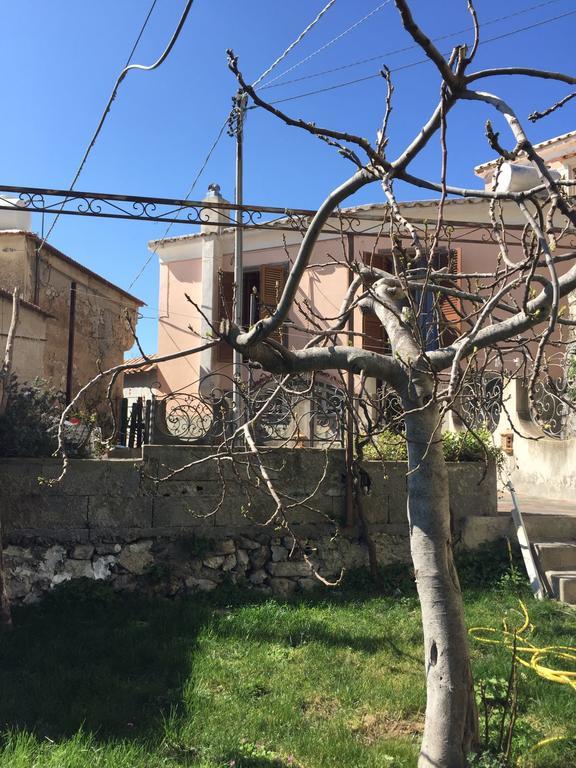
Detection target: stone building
<box><xmin>0</xmin><ymin>202</ymin><xmax>143</xmax><ymax>402</ymax></box>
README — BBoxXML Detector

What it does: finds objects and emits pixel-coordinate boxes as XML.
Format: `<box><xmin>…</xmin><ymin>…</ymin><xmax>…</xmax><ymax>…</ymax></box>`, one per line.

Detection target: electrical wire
<box><xmin>252</xmin><ymin>0</ymin><xmax>338</xmax><ymax>88</ymax></box>
<box><xmin>260</xmin><ymin>0</ymin><xmax>392</xmax><ymax>89</ymax></box>
<box><xmin>38</xmin><ymin>0</ymin><xmax>195</xmax><ymax>251</ymax></box>
<box><xmin>258</xmin><ymin>0</ymin><xmax>567</xmax><ymax>92</ymax></box>
<box><xmin>260</xmin><ymin>7</ymin><xmax>576</xmax><ymax>107</ymax></box>
<box><xmin>127</xmin><ymin>115</ymin><xmax>229</xmax><ymax>291</ymax></box>
<box><xmin>130</xmin><ymin>1</ymin><xmax>342</xmax><ymax>293</ymax></box>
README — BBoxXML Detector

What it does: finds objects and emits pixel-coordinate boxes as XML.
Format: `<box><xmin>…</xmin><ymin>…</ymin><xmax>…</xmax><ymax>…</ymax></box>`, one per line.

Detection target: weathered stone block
<box><xmin>212</xmin><ymin>539</ymin><xmax>236</xmax><ymax>555</ymax></box>
<box><xmin>185</xmin><ymin>576</ymin><xmax>218</xmax><ymax>592</ymax></box>
<box><xmin>249</xmin><ymin>545</ymin><xmax>270</xmax><ymax>570</ymax></box>
<box><xmin>88</xmin><ymin>496</ymin><xmax>153</xmax><ymax>529</ymax></box>
<box><xmin>117</xmin><ymin>541</ymin><xmax>154</xmax><ymax>574</ymax></box>
<box><xmin>153</xmin><ymin>497</ymin><xmax>216</xmax><ymax>529</ymax></box>
<box><xmin>459</xmin><ymin>516</ymin><xmax>512</xmax><ymax>549</ymax></box>
<box><xmin>71</xmin><ymin>544</ymin><xmax>95</xmax><ymax>560</ymax></box>
<box><xmin>267</xmin><ymin>561</ymin><xmax>311</xmax><ymax>578</ymax></box>
<box><xmin>2</xmin><ymin>495</ymin><xmax>88</xmax><ymax>533</ymax></box>
<box><xmin>40</xmin><ymin>459</ymin><xmax>143</xmax><ymax>497</ymax></box>
<box><xmin>236</xmin><ymin>549</ymin><xmax>250</xmax><ymax>569</ymax></box>
<box><xmin>249</xmin><ymin>568</ymin><xmax>267</xmax><ymax>585</ymax></box>
<box><xmin>271</xmin><ymin>544</ymin><xmax>288</xmax><ymax>562</ymax></box>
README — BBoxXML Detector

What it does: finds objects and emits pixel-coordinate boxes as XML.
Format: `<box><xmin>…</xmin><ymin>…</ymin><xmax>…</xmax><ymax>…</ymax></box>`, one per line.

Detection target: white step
<box><xmin>533</xmin><ymin>542</ymin><xmax>576</xmax><ymax>572</ymax></box>
<box><xmin>545</xmin><ymin>570</ymin><xmax>576</xmax><ymax>604</ymax></box>
<box><xmin>523</xmin><ymin>514</ymin><xmax>576</xmax><ymax>542</ymax></box>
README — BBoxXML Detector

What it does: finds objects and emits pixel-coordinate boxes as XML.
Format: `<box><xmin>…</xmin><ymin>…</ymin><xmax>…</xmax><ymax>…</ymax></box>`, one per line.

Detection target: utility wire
<box><xmin>259</xmin><ymin>0</ymin><xmax>566</xmax><ymax>91</ymax></box>
<box><xmin>261</xmin><ymin>0</ymin><xmax>393</xmax><ymax>89</ymax></box>
<box><xmin>128</xmin><ymin>116</ymin><xmax>229</xmax><ymax>290</ymax></box>
<box><xmin>39</xmin><ymin>0</ymin><xmax>195</xmax><ymax>251</ymax></box>
<box><xmin>252</xmin><ymin>0</ymin><xmax>338</xmax><ymax>88</ymax></box>
<box><xmin>130</xmin><ymin>0</ymin><xmax>339</xmax><ymax>288</ymax></box>
<box><xmin>260</xmin><ymin>7</ymin><xmax>576</xmax><ymax>107</ymax></box>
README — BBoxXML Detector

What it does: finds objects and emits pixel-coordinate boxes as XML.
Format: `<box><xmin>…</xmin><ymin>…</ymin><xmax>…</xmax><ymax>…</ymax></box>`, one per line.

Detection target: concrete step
<box><xmin>545</xmin><ymin>570</ymin><xmax>576</xmax><ymax>604</ymax></box>
<box><xmin>523</xmin><ymin>513</ymin><xmax>576</xmax><ymax>542</ymax></box>
<box><xmin>533</xmin><ymin>542</ymin><xmax>576</xmax><ymax>572</ymax></box>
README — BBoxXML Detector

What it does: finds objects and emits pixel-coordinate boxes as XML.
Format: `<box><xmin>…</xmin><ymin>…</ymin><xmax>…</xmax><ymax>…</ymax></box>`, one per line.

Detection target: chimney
<box><xmin>200</xmin><ymin>183</ymin><xmax>231</xmax><ymax>234</ymax></box>
<box><xmin>0</xmin><ymin>197</ymin><xmax>31</xmax><ymax>232</ymax></box>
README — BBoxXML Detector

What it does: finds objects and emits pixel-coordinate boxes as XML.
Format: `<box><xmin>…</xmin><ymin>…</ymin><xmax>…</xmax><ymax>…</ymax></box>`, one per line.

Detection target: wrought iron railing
<box><xmin>148</xmin><ymin>370</ymin><xmax>349</xmax><ymax>447</ymax></box>
<box><xmin>529</xmin><ymin>376</ymin><xmax>576</xmax><ymax>439</ymax></box>
<box><xmin>459</xmin><ymin>375</ymin><xmax>503</xmax><ymax>433</ymax></box>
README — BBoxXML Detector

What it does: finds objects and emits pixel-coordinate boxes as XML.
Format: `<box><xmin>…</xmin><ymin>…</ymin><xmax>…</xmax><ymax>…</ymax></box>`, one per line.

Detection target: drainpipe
<box><xmin>65</xmin><ymin>281</ymin><xmax>77</xmax><ymax>405</ymax></box>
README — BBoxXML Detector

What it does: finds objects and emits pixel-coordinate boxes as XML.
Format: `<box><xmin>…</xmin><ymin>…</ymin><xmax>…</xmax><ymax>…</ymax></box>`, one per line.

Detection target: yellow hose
<box><xmin>469</xmin><ymin>600</ymin><xmax>576</xmax><ymax>765</ymax></box>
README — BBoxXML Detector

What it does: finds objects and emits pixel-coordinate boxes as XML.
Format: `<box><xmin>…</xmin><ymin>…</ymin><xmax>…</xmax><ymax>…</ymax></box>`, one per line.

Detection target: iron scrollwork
<box><xmin>529</xmin><ymin>375</ymin><xmax>576</xmax><ymax>439</ymax></box>
<box><xmin>459</xmin><ymin>375</ymin><xmax>503</xmax><ymax>433</ymax></box>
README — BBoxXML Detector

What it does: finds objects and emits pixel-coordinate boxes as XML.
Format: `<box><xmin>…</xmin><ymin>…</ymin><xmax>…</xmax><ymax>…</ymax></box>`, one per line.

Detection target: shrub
<box><xmin>0</xmin><ymin>376</ymin><xmax>64</xmax><ymax>457</ymax></box>
<box><xmin>364</xmin><ymin>425</ymin><xmax>503</xmax><ymax>466</ymax></box>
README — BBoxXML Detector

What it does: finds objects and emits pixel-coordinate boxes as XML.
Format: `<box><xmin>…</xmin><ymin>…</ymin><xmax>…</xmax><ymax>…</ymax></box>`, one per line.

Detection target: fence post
<box><xmin>118</xmin><ymin>398</ymin><xmax>128</xmax><ymax>446</ymax></box>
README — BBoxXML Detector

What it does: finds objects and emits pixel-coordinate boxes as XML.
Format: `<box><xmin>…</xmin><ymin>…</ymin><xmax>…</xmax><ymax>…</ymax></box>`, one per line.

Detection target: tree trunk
<box><xmin>404</xmin><ymin>402</ymin><xmax>478</xmax><ymax>767</ymax></box>
<box><xmin>0</xmin><ymin>517</ymin><xmax>11</xmax><ymax>630</ymax></box>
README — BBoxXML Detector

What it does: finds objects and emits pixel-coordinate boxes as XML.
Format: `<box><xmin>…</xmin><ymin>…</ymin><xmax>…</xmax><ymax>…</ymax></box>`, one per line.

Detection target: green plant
<box><xmin>568</xmin><ymin>353</ymin><xmax>576</xmax><ymax>401</ymax></box>
<box><xmin>364</xmin><ymin>425</ymin><xmax>504</xmax><ymax>467</ymax></box>
<box><xmin>226</xmin><ymin>739</ymin><xmax>304</xmax><ymax>767</ymax></box>
<box><xmin>0</xmin><ymin>376</ymin><xmax>65</xmax><ymax>457</ymax></box>
<box><xmin>442</xmin><ymin>426</ymin><xmax>504</xmax><ymax>467</ymax></box>
<box><xmin>363</xmin><ymin>429</ymin><xmax>408</xmax><ymax>461</ymax></box>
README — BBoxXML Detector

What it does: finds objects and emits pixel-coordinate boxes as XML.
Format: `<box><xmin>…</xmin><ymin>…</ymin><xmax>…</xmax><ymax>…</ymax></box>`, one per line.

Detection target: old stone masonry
<box><xmin>1</xmin><ymin>446</ymin><xmax>503</xmax><ymax>604</ymax></box>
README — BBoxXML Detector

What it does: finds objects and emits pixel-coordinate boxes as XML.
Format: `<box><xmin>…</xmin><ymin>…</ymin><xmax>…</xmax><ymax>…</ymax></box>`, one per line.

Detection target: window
<box><xmin>216</xmin><ymin>264</ymin><xmax>287</xmax><ymax>362</ymax></box>
<box><xmin>361</xmin><ymin>248</ymin><xmax>462</xmax><ymax>354</ymax></box>
<box><xmin>362</xmin><ymin>251</ymin><xmax>393</xmax><ymax>355</ymax></box>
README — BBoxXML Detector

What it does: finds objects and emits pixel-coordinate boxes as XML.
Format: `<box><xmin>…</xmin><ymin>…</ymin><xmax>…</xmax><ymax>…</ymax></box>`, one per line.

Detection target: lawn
<box><xmin>0</xmin><ymin>544</ymin><xmax>574</xmax><ymax>768</ymax></box>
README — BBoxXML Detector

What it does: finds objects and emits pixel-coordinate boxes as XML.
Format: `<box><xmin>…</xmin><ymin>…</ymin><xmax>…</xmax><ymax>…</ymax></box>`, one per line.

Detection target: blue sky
<box><xmin>1</xmin><ymin>0</ymin><xmax>574</xmax><ymax>355</ymax></box>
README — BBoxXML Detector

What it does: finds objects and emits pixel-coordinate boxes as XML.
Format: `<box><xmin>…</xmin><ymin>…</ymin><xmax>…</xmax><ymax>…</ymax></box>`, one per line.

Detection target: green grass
<box><xmin>0</xmin><ymin>544</ymin><xmax>574</xmax><ymax>768</ymax></box>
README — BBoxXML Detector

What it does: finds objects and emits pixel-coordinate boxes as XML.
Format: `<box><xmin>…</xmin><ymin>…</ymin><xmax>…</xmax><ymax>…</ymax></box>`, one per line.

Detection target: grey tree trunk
<box><xmin>404</xmin><ymin>402</ymin><xmax>478</xmax><ymax>767</ymax></box>
<box><xmin>0</xmin><ymin>517</ymin><xmax>11</xmax><ymax>630</ymax></box>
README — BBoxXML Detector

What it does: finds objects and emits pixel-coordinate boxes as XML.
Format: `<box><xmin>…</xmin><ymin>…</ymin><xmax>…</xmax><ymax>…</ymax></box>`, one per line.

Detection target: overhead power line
<box><xmin>261</xmin><ymin>7</ymin><xmax>576</xmax><ymax>107</ymax></box>
<box><xmin>261</xmin><ymin>0</ymin><xmax>393</xmax><ymax>89</ymax></box>
<box><xmin>252</xmin><ymin>0</ymin><xmax>338</xmax><ymax>88</ymax></box>
<box><xmin>258</xmin><ymin>0</ymin><xmax>567</xmax><ymax>92</ymax></box>
<box><xmin>131</xmin><ymin>0</ymin><xmax>341</xmax><ymax>289</ymax></box>
<box><xmin>128</xmin><ymin>116</ymin><xmax>229</xmax><ymax>290</ymax></box>
<box><xmin>39</xmin><ymin>0</ymin><xmax>195</xmax><ymax>250</ymax></box>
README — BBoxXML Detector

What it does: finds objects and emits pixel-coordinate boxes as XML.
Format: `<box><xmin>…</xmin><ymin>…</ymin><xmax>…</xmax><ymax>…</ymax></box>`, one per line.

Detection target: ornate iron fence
<box><xmin>147</xmin><ymin>371</ymin><xmax>348</xmax><ymax>447</ymax></box>
<box><xmin>459</xmin><ymin>375</ymin><xmax>503</xmax><ymax>433</ymax></box>
<box><xmin>529</xmin><ymin>376</ymin><xmax>576</xmax><ymax>439</ymax></box>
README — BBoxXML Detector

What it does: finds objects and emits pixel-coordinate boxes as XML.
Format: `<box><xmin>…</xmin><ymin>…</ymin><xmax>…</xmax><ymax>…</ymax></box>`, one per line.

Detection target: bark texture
<box><xmin>404</xmin><ymin>401</ymin><xmax>478</xmax><ymax>767</ymax></box>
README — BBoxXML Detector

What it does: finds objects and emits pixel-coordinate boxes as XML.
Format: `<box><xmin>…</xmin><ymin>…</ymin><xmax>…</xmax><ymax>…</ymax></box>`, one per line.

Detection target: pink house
<box><xmin>149</xmin><ymin>131</ymin><xmax>576</xmax><ymax>396</ymax></box>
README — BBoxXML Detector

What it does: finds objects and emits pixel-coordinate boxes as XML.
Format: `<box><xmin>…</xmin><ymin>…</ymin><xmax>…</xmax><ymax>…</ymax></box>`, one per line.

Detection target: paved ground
<box><xmin>498</xmin><ymin>494</ymin><xmax>576</xmax><ymax>516</ymax></box>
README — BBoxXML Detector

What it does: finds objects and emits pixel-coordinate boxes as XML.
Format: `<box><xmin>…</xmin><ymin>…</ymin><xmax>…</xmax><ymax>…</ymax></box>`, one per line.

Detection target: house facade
<box><xmin>141</xmin><ymin>133</ymin><xmax>576</xmax><ymax>492</ymax></box>
<box><xmin>0</xmin><ymin>203</ymin><xmax>143</xmax><ymax>403</ymax></box>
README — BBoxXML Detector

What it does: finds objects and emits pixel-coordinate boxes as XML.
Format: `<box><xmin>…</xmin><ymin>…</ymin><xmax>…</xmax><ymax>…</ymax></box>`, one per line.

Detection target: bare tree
<box><xmin>48</xmin><ymin>2</ymin><xmax>576</xmax><ymax>765</ymax></box>
<box><xmin>216</xmin><ymin>2</ymin><xmax>576</xmax><ymax>765</ymax></box>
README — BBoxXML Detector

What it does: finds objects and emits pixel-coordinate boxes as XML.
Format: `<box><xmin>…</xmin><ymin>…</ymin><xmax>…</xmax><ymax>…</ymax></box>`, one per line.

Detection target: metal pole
<box><xmin>65</xmin><ymin>281</ymin><xmax>77</xmax><ymax>405</ymax></box>
<box><xmin>232</xmin><ymin>90</ymin><xmax>247</xmax><ymax>427</ymax></box>
<box><xmin>345</xmin><ymin>234</ymin><xmax>356</xmax><ymax>528</ymax></box>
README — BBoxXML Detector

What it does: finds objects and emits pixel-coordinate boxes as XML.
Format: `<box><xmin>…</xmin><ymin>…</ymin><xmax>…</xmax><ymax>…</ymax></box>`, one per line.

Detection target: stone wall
<box><xmin>0</xmin><ymin>446</ymin><xmax>504</xmax><ymax>604</ymax></box>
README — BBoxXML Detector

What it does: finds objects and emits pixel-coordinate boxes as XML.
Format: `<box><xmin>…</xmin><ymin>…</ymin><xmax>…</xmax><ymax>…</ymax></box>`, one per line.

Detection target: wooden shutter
<box><xmin>259</xmin><ymin>264</ymin><xmax>287</xmax><ymax>343</ymax></box>
<box><xmin>436</xmin><ymin>248</ymin><xmax>462</xmax><ymax>344</ymax></box>
<box><xmin>362</xmin><ymin>251</ymin><xmax>393</xmax><ymax>354</ymax></box>
<box><xmin>362</xmin><ymin>250</ymin><xmax>393</xmax><ymax>279</ymax></box>
<box><xmin>362</xmin><ymin>313</ymin><xmax>389</xmax><ymax>354</ymax></box>
<box><xmin>216</xmin><ymin>269</ymin><xmax>234</xmax><ymax>362</ymax></box>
